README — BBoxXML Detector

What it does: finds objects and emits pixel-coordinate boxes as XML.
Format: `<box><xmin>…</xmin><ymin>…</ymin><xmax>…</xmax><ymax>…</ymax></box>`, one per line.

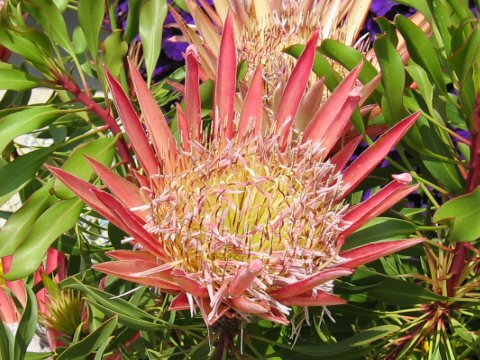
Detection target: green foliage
<box><xmin>56</xmin><ymin>316</ymin><xmax>118</xmax><ymax>360</ymax></box>
<box><xmin>434</xmin><ymin>185</ymin><xmax>480</xmax><ymax>241</ymax></box>
<box><xmin>0</xmin><ymin>0</ymin><xmax>480</xmax><ymax>359</ymax></box>
<box><xmin>139</xmin><ymin>0</ymin><xmax>168</xmax><ymax>84</ymax></box>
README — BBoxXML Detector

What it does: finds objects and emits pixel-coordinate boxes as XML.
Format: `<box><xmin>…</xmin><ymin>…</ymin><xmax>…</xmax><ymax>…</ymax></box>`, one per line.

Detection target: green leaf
<box><xmin>78</xmin><ymin>0</ymin><xmax>105</xmax><ymax>58</ymax></box>
<box><xmin>65</xmin><ymin>281</ymin><xmax>169</xmax><ymax>331</ymax></box>
<box><xmin>139</xmin><ymin>0</ymin><xmax>168</xmax><ymax>84</ymax></box>
<box><xmin>348</xmin><ymin>269</ymin><xmax>446</xmax><ymax>306</ymax></box>
<box><xmin>290</xmin><ymin>325</ymin><xmax>399</xmax><ymax>356</ymax></box>
<box><xmin>0</xmin><ymin>321</ymin><xmax>14</xmax><ymax>360</ymax></box>
<box><xmin>416</xmin><ymin>119</ymin><xmax>466</xmax><ymax>195</ymax></box>
<box><xmin>374</xmin><ymin>34</ymin><xmax>406</xmax><ymax>123</ymax></box>
<box><xmin>395</xmin><ymin>15</ymin><xmax>445</xmax><ymax>94</ymax></box>
<box><xmin>14</xmin><ymin>287</ymin><xmax>38</xmax><ymax>360</ymax></box>
<box><xmin>319</xmin><ymin>39</ymin><xmax>380</xmax><ymax>84</ymax></box>
<box><xmin>56</xmin><ymin>316</ymin><xmax>118</xmax><ymax>360</ymax></box>
<box><xmin>53</xmin><ymin>137</ymin><xmax>118</xmax><ymax>199</ymax></box>
<box><xmin>124</xmin><ymin>0</ymin><xmax>143</xmax><ymax>43</ymax></box>
<box><xmin>0</xmin><ymin>105</ymin><xmax>64</xmax><ymax>153</ymax></box>
<box><xmin>285</xmin><ymin>45</ymin><xmax>341</xmax><ymax>90</ymax></box>
<box><xmin>93</xmin><ymin>338</ymin><xmax>113</xmax><ymax>360</ymax></box>
<box><xmin>25</xmin><ymin>353</ymin><xmax>54</xmax><ymax>360</ymax></box>
<box><xmin>429</xmin><ymin>0</ymin><xmax>453</xmax><ymax>55</ymax></box>
<box><xmin>4</xmin><ymin>198</ymin><xmax>83</xmax><ymax>280</ymax></box>
<box><xmin>72</xmin><ymin>27</ymin><xmax>88</xmax><ymax>55</ymax></box>
<box><xmin>0</xmin><ymin>181</ymin><xmax>54</xmax><ymax>258</ymax></box>
<box><xmin>344</xmin><ymin>217</ymin><xmax>417</xmax><ymax>251</ymax></box>
<box><xmin>0</xmin><ymin>27</ymin><xmax>52</xmax><ymax>71</ymax></box>
<box><xmin>450</xmin><ymin>25</ymin><xmax>480</xmax><ymax>83</ymax></box>
<box><xmin>101</xmin><ymin>31</ymin><xmax>129</xmax><ymax>78</ymax></box>
<box><xmin>0</xmin><ymin>62</ymin><xmax>41</xmax><ymax>90</ymax></box>
<box><xmin>394</xmin><ymin>0</ymin><xmax>432</xmax><ymax>20</ymax></box>
<box><xmin>25</xmin><ymin>0</ymin><xmax>74</xmax><ymax>54</ymax></box>
<box><xmin>433</xmin><ymin>185</ymin><xmax>480</xmax><ymax>242</ymax></box>
<box><xmin>52</xmin><ymin>0</ymin><xmax>69</xmax><ymax>12</ymax></box>
<box><xmin>0</xmin><ymin>147</ymin><xmax>53</xmax><ymax>198</ymax></box>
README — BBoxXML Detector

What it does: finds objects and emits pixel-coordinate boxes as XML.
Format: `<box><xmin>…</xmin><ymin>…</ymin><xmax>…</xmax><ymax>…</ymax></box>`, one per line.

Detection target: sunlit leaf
<box><xmin>433</xmin><ymin>185</ymin><xmax>480</xmax><ymax>242</ymax></box>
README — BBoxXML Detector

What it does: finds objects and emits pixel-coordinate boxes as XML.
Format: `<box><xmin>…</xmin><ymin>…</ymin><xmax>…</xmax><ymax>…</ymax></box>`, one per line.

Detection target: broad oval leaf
<box><xmin>0</xmin><ymin>62</ymin><xmax>41</xmax><ymax>91</ymax></box>
<box><xmin>433</xmin><ymin>185</ymin><xmax>480</xmax><ymax>242</ymax></box>
<box><xmin>0</xmin><ymin>105</ymin><xmax>63</xmax><ymax>153</ymax></box>
<box><xmin>0</xmin><ymin>181</ymin><xmax>54</xmax><ymax>257</ymax></box>
<box><xmin>0</xmin><ymin>147</ymin><xmax>53</xmax><ymax>198</ymax></box>
<box><xmin>4</xmin><ymin>198</ymin><xmax>84</xmax><ymax>280</ymax></box>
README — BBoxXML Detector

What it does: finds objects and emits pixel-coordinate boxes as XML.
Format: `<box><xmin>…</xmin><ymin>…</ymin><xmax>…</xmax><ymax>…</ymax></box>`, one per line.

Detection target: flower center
<box><xmin>150</xmin><ymin>137</ymin><xmax>348</xmax><ymax>288</ymax></box>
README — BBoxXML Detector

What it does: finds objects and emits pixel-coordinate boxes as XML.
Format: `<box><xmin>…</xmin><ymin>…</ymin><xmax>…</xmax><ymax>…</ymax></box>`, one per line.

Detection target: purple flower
<box><xmin>364</xmin><ymin>0</ymin><xmax>416</xmax><ymax>37</ymax></box>
<box><xmin>371</xmin><ymin>0</ymin><xmax>399</xmax><ymax>16</ymax></box>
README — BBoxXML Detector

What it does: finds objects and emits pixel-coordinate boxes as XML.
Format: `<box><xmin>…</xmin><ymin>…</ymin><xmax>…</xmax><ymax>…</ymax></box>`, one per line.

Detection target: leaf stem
<box><xmin>56</xmin><ymin>72</ymin><xmax>132</xmax><ymax>164</ymax></box>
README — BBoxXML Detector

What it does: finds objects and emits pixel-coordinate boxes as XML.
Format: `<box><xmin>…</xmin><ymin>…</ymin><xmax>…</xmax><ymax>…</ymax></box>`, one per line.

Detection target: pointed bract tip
<box><xmin>392</xmin><ymin>173</ymin><xmax>413</xmax><ymax>184</ymax></box>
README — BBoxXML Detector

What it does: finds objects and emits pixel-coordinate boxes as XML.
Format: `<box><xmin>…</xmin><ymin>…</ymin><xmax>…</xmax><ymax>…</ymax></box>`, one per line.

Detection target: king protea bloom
<box><xmin>50</xmin><ymin>17</ymin><xmax>423</xmax><ymax>326</ymax></box>
<box><xmin>174</xmin><ymin>0</ymin><xmax>371</xmax><ymax>95</ymax></box>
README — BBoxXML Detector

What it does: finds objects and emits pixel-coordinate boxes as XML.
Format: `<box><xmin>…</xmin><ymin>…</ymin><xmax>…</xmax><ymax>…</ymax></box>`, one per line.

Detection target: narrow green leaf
<box><xmin>0</xmin><ymin>147</ymin><xmax>53</xmax><ymax>198</ymax></box>
<box><xmin>348</xmin><ymin>269</ymin><xmax>446</xmax><ymax>305</ymax></box>
<box><xmin>0</xmin><ymin>105</ymin><xmax>64</xmax><ymax>152</ymax></box>
<box><xmin>53</xmin><ymin>137</ymin><xmax>118</xmax><ymax>199</ymax></box>
<box><xmin>25</xmin><ymin>353</ymin><xmax>54</xmax><ymax>360</ymax></box>
<box><xmin>4</xmin><ymin>198</ymin><xmax>83</xmax><ymax>280</ymax></box>
<box><xmin>395</xmin><ymin>15</ymin><xmax>445</xmax><ymax>94</ymax></box>
<box><xmin>285</xmin><ymin>45</ymin><xmax>341</xmax><ymax>90</ymax></box>
<box><xmin>65</xmin><ymin>282</ymin><xmax>161</xmax><ymax>324</ymax></box>
<box><xmin>0</xmin><ymin>181</ymin><xmax>54</xmax><ymax>257</ymax></box>
<box><xmin>417</xmin><ymin>121</ymin><xmax>466</xmax><ymax>195</ymax></box>
<box><xmin>25</xmin><ymin>0</ymin><xmax>74</xmax><ymax>54</ymax></box>
<box><xmin>290</xmin><ymin>325</ymin><xmax>399</xmax><ymax>356</ymax></box>
<box><xmin>0</xmin><ymin>321</ymin><xmax>14</xmax><ymax>360</ymax></box>
<box><xmin>429</xmin><ymin>0</ymin><xmax>453</xmax><ymax>55</ymax></box>
<box><xmin>78</xmin><ymin>0</ymin><xmax>106</xmax><ymax>58</ymax></box>
<box><xmin>93</xmin><ymin>338</ymin><xmax>113</xmax><ymax>360</ymax></box>
<box><xmin>0</xmin><ymin>28</ymin><xmax>52</xmax><ymax>71</ymax></box>
<box><xmin>14</xmin><ymin>287</ymin><xmax>38</xmax><ymax>360</ymax></box>
<box><xmin>374</xmin><ymin>35</ymin><xmax>406</xmax><ymax>123</ymax></box>
<box><xmin>451</xmin><ymin>25</ymin><xmax>480</xmax><ymax>83</ymax></box>
<box><xmin>344</xmin><ymin>217</ymin><xmax>417</xmax><ymax>251</ymax></box>
<box><xmin>394</xmin><ymin>0</ymin><xmax>432</xmax><ymax>20</ymax></box>
<box><xmin>319</xmin><ymin>39</ymin><xmax>380</xmax><ymax>84</ymax></box>
<box><xmin>124</xmin><ymin>0</ymin><xmax>143</xmax><ymax>43</ymax></box>
<box><xmin>84</xmin><ymin>299</ymin><xmax>163</xmax><ymax>331</ymax></box>
<box><xmin>433</xmin><ymin>186</ymin><xmax>480</xmax><ymax>242</ymax></box>
<box><xmin>56</xmin><ymin>316</ymin><xmax>118</xmax><ymax>360</ymax></box>
<box><xmin>0</xmin><ymin>62</ymin><xmax>41</xmax><ymax>90</ymax></box>
<box><xmin>139</xmin><ymin>0</ymin><xmax>168</xmax><ymax>84</ymax></box>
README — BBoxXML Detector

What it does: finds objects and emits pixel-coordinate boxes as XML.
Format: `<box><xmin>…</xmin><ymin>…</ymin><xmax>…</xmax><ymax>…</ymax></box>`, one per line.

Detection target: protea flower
<box><xmin>174</xmin><ymin>0</ymin><xmax>372</xmax><ymax>96</ymax></box>
<box><xmin>50</xmin><ymin>17</ymin><xmax>423</xmax><ymax>326</ymax></box>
